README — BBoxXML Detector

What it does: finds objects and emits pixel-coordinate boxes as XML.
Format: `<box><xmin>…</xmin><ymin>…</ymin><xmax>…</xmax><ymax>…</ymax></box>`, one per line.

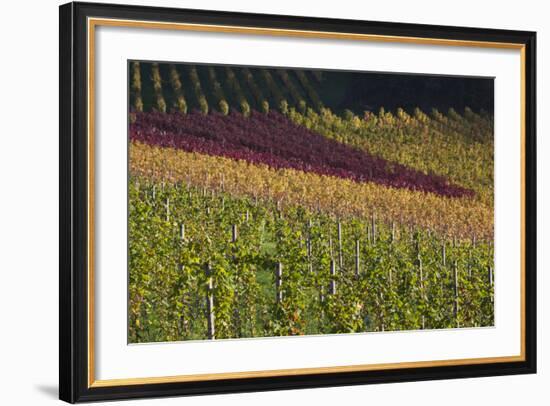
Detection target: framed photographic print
<box><xmin>59</xmin><ymin>1</ymin><xmax>536</xmax><ymax>403</ymax></box>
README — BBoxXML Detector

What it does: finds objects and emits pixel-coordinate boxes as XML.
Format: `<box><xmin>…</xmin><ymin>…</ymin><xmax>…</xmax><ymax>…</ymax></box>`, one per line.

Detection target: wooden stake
<box><xmin>366</xmin><ymin>225</ymin><xmax>371</xmax><ymax>244</ymax></box>
<box><xmin>307</xmin><ymin>237</ymin><xmax>313</xmax><ymax>273</ymax></box>
<box><xmin>337</xmin><ymin>221</ymin><xmax>343</xmax><ymax>270</ymax></box>
<box><xmin>355</xmin><ymin>240</ymin><xmax>360</xmax><ymax>278</ymax></box>
<box><xmin>205</xmin><ymin>263</ymin><xmax>215</xmax><ymax>340</ymax></box>
<box><xmin>232</xmin><ymin>224</ymin><xmax>238</xmax><ymax>243</ymax></box>
<box><xmin>177</xmin><ymin>265</ymin><xmax>187</xmax><ymax>336</ymax></box>
<box><xmin>371</xmin><ymin>214</ymin><xmax>377</xmax><ymax>242</ymax></box>
<box><xmin>329</xmin><ymin>260</ymin><xmax>336</xmax><ymax>295</ymax></box>
<box><xmin>488</xmin><ymin>266</ymin><xmax>494</xmax><ymax>303</ymax></box>
<box><xmin>453</xmin><ymin>261</ymin><xmax>459</xmax><ymax>327</ymax></box>
<box><xmin>275</xmin><ymin>262</ymin><xmax>283</xmax><ymax>303</ymax></box>
<box><xmin>418</xmin><ymin>257</ymin><xmax>424</xmax><ymax>293</ymax></box>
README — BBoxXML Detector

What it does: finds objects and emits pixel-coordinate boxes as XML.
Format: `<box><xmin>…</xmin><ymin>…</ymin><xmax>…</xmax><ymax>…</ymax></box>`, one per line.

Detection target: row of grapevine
<box><xmin>130</xmin><ymin>63</ymin><xmax>491</xmax><ymax>147</ymax></box>
<box><xmin>207</xmin><ymin>67</ymin><xmax>229</xmax><ymax>115</ymax></box>
<box><xmin>130</xmin><ymin>61</ymin><xmax>144</xmax><ymax>112</ymax></box>
<box><xmin>241</xmin><ymin>67</ymin><xmax>270</xmax><ymax>114</ymax></box>
<box><xmin>130</xmin><ymin>141</ymin><xmax>493</xmax><ymax>240</ymax></box>
<box><xmin>294</xmin><ymin>69</ymin><xmax>324</xmax><ymax>111</ymax></box>
<box><xmin>259</xmin><ymin>69</ymin><xmax>288</xmax><ymax>113</ymax></box>
<box><xmin>129</xmin><ymin>178</ymin><xmax>494</xmax><ymax>343</ymax></box>
<box><xmin>130</xmin><ymin>111</ymin><xmax>475</xmax><ymax>198</ymax></box>
<box><xmin>150</xmin><ymin>63</ymin><xmax>167</xmax><ymax>113</ymax></box>
<box><xmin>188</xmin><ymin>66</ymin><xmax>209</xmax><ymax>114</ymax></box>
<box><xmin>225</xmin><ymin>67</ymin><xmax>251</xmax><ymax>116</ymax></box>
<box><xmin>287</xmin><ymin>106</ymin><xmax>494</xmax><ymax>205</ymax></box>
<box><xmin>276</xmin><ymin>70</ymin><xmax>307</xmax><ymax>114</ymax></box>
<box><xmin>168</xmin><ymin>64</ymin><xmax>188</xmax><ymax>114</ymax></box>
<box><xmin>131</xmin><ymin>62</ymin><xmax>328</xmax><ymax>115</ymax></box>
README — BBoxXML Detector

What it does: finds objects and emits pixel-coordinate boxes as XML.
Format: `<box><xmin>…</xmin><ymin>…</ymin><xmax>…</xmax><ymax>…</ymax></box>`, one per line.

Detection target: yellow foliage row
<box><xmin>130</xmin><ymin>142</ymin><xmax>494</xmax><ymax>240</ymax></box>
<box><xmin>288</xmin><ymin>107</ymin><xmax>494</xmax><ymax>206</ymax></box>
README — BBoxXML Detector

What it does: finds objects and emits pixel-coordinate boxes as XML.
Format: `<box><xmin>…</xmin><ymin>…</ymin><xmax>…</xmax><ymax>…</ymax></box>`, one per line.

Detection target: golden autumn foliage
<box><xmin>130</xmin><ymin>142</ymin><xmax>493</xmax><ymax>240</ymax></box>
<box><xmin>288</xmin><ymin>107</ymin><xmax>494</xmax><ymax>206</ymax></box>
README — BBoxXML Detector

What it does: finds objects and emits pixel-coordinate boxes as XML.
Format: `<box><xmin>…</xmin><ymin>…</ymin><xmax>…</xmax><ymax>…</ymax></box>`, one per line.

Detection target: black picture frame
<box><xmin>59</xmin><ymin>1</ymin><xmax>537</xmax><ymax>403</ymax></box>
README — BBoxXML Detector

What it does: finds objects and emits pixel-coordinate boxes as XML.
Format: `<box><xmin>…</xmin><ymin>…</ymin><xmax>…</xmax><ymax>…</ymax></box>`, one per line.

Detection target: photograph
<box><xmin>128</xmin><ymin>61</ymin><xmax>495</xmax><ymax>343</ymax></box>
<box><xmin>54</xmin><ymin>1</ymin><xmax>536</xmax><ymax>402</ymax></box>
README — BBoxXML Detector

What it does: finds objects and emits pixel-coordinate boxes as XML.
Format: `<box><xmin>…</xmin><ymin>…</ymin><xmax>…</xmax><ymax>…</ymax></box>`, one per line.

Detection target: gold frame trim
<box><xmin>87</xmin><ymin>17</ymin><xmax>527</xmax><ymax>388</ymax></box>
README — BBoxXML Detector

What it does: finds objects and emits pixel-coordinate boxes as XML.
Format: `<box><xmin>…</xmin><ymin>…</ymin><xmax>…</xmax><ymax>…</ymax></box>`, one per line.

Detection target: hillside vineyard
<box><xmin>128</xmin><ymin>62</ymin><xmax>494</xmax><ymax>343</ymax></box>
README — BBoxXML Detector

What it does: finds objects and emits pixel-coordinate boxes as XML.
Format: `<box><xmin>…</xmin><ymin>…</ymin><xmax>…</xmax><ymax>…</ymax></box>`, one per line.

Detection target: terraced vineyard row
<box><xmin>130</xmin><ymin>62</ymin><xmax>324</xmax><ymax>115</ymax></box>
<box><xmin>127</xmin><ymin>62</ymin><xmax>495</xmax><ymax>343</ymax></box>
<box><xmin>129</xmin><ymin>180</ymin><xmax>494</xmax><ymax>343</ymax></box>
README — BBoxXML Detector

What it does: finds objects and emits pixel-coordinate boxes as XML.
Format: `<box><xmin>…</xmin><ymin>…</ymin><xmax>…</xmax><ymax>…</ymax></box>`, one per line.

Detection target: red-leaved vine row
<box><xmin>129</xmin><ymin>111</ymin><xmax>474</xmax><ymax>198</ymax></box>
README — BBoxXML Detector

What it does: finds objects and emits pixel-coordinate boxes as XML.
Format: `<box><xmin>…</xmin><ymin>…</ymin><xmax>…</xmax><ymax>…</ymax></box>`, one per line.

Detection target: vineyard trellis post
<box><xmin>366</xmin><ymin>225</ymin><xmax>370</xmax><ymax>244</ymax></box>
<box><xmin>231</xmin><ymin>223</ymin><xmax>241</xmax><ymax>336</ymax></box>
<box><xmin>177</xmin><ymin>263</ymin><xmax>188</xmax><ymax>337</ymax></box>
<box><xmin>232</xmin><ymin>224</ymin><xmax>238</xmax><ymax>243</ymax></box>
<box><xmin>441</xmin><ymin>243</ymin><xmax>446</xmax><ymax>292</ymax></box>
<box><xmin>488</xmin><ymin>266</ymin><xmax>494</xmax><ymax>303</ymax></box>
<box><xmin>337</xmin><ymin>221</ymin><xmax>343</xmax><ymax>271</ymax></box>
<box><xmin>417</xmin><ymin>239</ymin><xmax>425</xmax><ymax>329</ymax></box>
<box><xmin>355</xmin><ymin>240</ymin><xmax>360</xmax><ymax>278</ymax></box>
<box><xmin>371</xmin><ymin>214</ymin><xmax>377</xmax><ymax>243</ymax></box>
<box><xmin>205</xmin><ymin>263</ymin><xmax>215</xmax><ymax>339</ymax></box>
<box><xmin>453</xmin><ymin>260</ymin><xmax>459</xmax><ymax>328</ymax></box>
<box><xmin>418</xmin><ymin>257</ymin><xmax>424</xmax><ymax>292</ymax></box>
<box><xmin>307</xmin><ymin>236</ymin><xmax>313</xmax><ymax>273</ymax></box>
<box><xmin>329</xmin><ymin>260</ymin><xmax>336</xmax><ymax>295</ymax></box>
<box><xmin>275</xmin><ymin>262</ymin><xmax>283</xmax><ymax>304</ymax></box>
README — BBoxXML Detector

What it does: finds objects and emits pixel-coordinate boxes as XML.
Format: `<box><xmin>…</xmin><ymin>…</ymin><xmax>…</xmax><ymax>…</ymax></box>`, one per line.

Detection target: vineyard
<box><xmin>128</xmin><ymin>62</ymin><xmax>495</xmax><ymax>343</ymax></box>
